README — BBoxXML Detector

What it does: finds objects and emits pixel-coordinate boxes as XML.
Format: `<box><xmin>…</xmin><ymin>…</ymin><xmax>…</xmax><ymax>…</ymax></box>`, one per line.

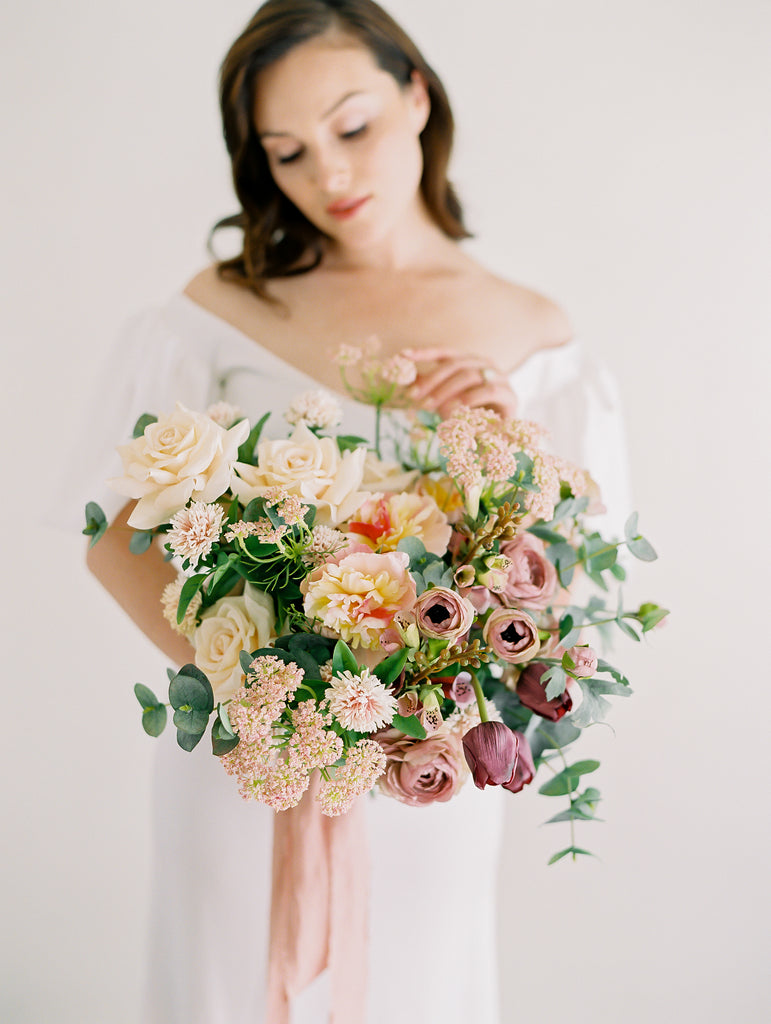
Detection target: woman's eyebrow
<box><xmin>259</xmin><ymin>91</ymin><xmax>367</xmax><ymax>139</ymax></box>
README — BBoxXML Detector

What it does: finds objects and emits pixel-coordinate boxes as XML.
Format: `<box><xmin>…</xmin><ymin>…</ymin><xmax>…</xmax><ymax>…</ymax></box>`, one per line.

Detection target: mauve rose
<box><xmin>502</xmin><ymin>732</ymin><xmax>536</xmax><ymax>793</ymax></box>
<box><xmin>567</xmin><ymin>645</ymin><xmax>598</xmax><ymax>678</ymax></box>
<box><xmin>375</xmin><ymin>729</ymin><xmax>466</xmax><ymax>806</ymax></box>
<box><xmin>414</xmin><ymin>586</ymin><xmax>475</xmax><ymax>642</ymax></box>
<box><xmin>516</xmin><ymin>662</ymin><xmax>572</xmax><ymax>721</ymax></box>
<box><xmin>500</xmin><ymin>533</ymin><xmax>558</xmax><ymax>610</ymax></box>
<box><xmin>462</xmin><ymin>721</ymin><xmax>519</xmax><ymax>789</ymax></box>
<box><xmin>483</xmin><ymin>607</ymin><xmax>541</xmax><ymax>663</ymax></box>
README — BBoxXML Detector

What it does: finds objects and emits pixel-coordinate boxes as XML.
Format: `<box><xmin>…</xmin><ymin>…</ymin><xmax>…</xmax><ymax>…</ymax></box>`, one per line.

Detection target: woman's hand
<box><xmin>402</xmin><ymin>348</ymin><xmax>517</xmax><ymax>419</ymax></box>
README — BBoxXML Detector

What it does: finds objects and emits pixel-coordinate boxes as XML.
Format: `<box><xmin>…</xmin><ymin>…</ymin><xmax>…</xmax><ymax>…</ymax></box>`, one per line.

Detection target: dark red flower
<box><xmin>502</xmin><ymin>732</ymin><xmax>536</xmax><ymax>793</ymax></box>
<box><xmin>462</xmin><ymin>721</ymin><xmax>519</xmax><ymax>789</ymax></box>
<box><xmin>516</xmin><ymin>662</ymin><xmax>572</xmax><ymax>721</ymax></box>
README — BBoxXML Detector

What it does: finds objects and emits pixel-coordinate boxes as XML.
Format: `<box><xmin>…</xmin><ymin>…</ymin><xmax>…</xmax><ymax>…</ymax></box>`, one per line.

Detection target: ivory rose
<box><xmin>483</xmin><ymin>607</ymin><xmax>541</xmax><ymax>664</ymax></box>
<box><xmin>499</xmin><ymin>533</ymin><xmax>558</xmax><ymax>610</ymax></box>
<box><xmin>193</xmin><ymin>585</ymin><xmax>276</xmax><ymax>702</ymax></box>
<box><xmin>360</xmin><ymin>451</ymin><xmax>419</xmax><ymax>493</ymax></box>
<box><xmin>347</xmin><ymin>492</ymin><xmax>451</xmax><ymax>555</ymax></box>
<box><xmin>302</xmin><ymin>550</ymin><xmax>417</xmax><ymax>649</ymax></box>
<box><xmin>231</xmin><ymin>423</ymin><xmax>366</xmax><ymax>526</ymax></box>
<box><xmin>375</xmin><ymin>728</ymin><xmax>467</xmax><ymax>806</ymax></box>
<box><xmin>110</xmin><ymin>403</ymin><xmax>249</xmax><ymax>529</ymax></box>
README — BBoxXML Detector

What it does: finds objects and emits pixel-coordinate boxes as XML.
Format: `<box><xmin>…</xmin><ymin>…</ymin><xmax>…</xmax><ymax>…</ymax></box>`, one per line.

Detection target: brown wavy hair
<box><xmin>211</xmin><ymin>0</ymin><xmax>469</xmax><ymax>299</ymax></box>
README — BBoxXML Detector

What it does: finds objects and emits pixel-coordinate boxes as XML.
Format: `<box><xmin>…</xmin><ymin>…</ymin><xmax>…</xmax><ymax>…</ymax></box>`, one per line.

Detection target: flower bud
<box><xmin>462</xmin><ymin>721</ymin><xmax>520</xmax><ymax>789</ymax></box>
<box><xmin>476</xmin><ymin>554</ymin><xmax>512</xmax><ymax>594</ymax></box>
<box><xmin>502</xmin><ymin>732</ymin><xmax>535</xmax><ymax>793</ymax></box>
<box><xmin>566</xmin><ymin>645</ymin><xmax>598</xmax><ymax>679</ymax></box>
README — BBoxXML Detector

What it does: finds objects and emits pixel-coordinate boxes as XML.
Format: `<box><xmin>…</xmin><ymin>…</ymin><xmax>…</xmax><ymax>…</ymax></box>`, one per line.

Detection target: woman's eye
<box><xmin>341</xmin><ymin>124</ymin><xmax>367</xmax><ymax>140</ymax></box>
<box><xmin>277</xmin><ymin>150</ymin><xmax>302</xmax><ymax>165</ymax></box>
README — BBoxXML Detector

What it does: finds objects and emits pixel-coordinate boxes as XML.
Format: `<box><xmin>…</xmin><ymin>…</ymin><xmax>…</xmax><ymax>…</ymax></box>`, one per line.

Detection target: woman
<box><xmin>86</xmin><ymin>2</ymin><xmax>629</xmax><ymax>1021</ymax></box>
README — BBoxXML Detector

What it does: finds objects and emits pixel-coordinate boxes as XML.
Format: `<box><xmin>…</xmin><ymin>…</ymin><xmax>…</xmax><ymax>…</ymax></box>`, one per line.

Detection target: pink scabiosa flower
<box><xmin>516</xmin><ymin>662</ymin><xmax>572</xmax><ymax>721</ymax></box>
<box><xmin>167</xmin><ymin>501</ymin><xmax>224</xmax><ymax>566</ymax></box>
<box><xmin>413</xmin><ymin>586</ymin><xmax>475</xmax><ymax>642</ymax></box>
<box><xmin>499</xmin><ymin>533</ymin><xmax>558</xmax><ymax>610</ymax></box>
<box><xmin>502</xmin><ymin>732</ymin><xmax>536</xmax><ymax>793</ymax></box>
<box><xmin>483</xmin><ymin>607</ymin><xmax>541</xmax><ymax>663</ymax></box>
<box><xmin>302</xmin><ymin>550</ymin><xmax>417</xmax><ymax>650</ymax></box>
<box><xmin>462</xmin><ymin>721</ymin><xmax>520</xmax><ymax>789</ymax></box>
<box><xmin>566</xmin><ymin>645</ymin><xmax>598</xmax><ymax>679</ymax></box>
<box><xmin>325</xmin><ymin>669</ymin><xmax>398</xmax><ymax>733</ymax></box>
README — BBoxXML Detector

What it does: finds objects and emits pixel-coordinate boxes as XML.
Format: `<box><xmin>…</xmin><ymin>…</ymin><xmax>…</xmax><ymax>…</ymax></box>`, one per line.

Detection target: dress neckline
<box><xmin>167</xmin><ymin>290</ymin><xmax>579</xmax><ymax>389</ymax></box>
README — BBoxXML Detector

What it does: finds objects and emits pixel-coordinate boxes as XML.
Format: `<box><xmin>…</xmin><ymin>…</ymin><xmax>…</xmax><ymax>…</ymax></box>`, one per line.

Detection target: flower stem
<box><xmin>470</xmin><ymin>672</ymin><xmax>489</xmax><ymax>723</ymax></box>
<box><xmin>374</xmin><ymin>403</ymin><xmax>383</xmax><ymax>459</ymax></box>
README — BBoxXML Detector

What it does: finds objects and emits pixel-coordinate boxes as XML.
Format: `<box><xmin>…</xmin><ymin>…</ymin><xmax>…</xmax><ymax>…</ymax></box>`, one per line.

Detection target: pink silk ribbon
<box><xmin>266</xmin><ymin>773</ymin><xmax>370</xmax><ymax>1023</ymax></box>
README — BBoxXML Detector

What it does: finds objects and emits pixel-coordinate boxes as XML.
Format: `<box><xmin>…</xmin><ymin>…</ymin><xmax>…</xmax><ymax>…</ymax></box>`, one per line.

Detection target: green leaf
<box><xmin>392</xmin><ymin>713</ymin><xmax>427</xmax><ymax>739</ymax></box>
<box><xmin>132</xmin><ymin>412</ymin><xmax>157</xmax><ymax>439</ymax></box>
<box><xmin>237</xmin><ymin>412</ymin><xmax>270</xmax><ymax>463</ymax></box>
<box><xmin>547</xmin><ymin>846</ymin><xmax>595</xmax><ymax>865</ymax></box>
<box><xmin>141</xmin><ymin>704</ymin><xmax>167</xmax><ymax>737</ymax></box>
<box><xmin>218</xmin><ymin>703</ymin><xmax>235</xmax><ymax>736</ymax></box>
<box><xmin>396</xmin><ymin>535</ymin><xmax>428</xmax><ymax>564</ymax></box>
<box><xmin>173</xmin><ymin>707</ymin><xmax>210</xmax><ymax>735</ymax></box>
<box><xmin>628</xmin><ymin>535</ymin><xmax>658</xmax><ymax>562</ymax></box>
<box><xmin>640</xmin><ymin>606</ymin><xmax>669</xmax><ymax>632</ymax></box>
<box><xmin>551</xmin><ymin>495</ymin><xmax>589</xmax><ymax>523</ymax></box>
<box><xmin>545</xmin><ymin>806</ymin><xmax>603</xmax><ymax>824</ymax></box>
<box><xmin>239</xmin><ymin>650</ymin><xmax>255</xmax><ymax>674</ymax></box>
<box><xmin>168</xmin><ymin>666</ymin><xmax>215</xmax><ymax>714</ymax></box>
<box><xmin>211</xmin><ymin>716</ymin><xmax>239</xmax><ymax>756</ymax></box>
<box><xmin>538</xmin><ymin>760</ymin><xmax>600</xmax><ymax>797</ymax></box>
<box><xmin>336</xmin><ymin>434</ymin><xmax>369</xmax><ymax>453</ymax></box>
<box><xmin>134</xmin><ymin>683</ymin><xmax>160</xmax><ymax>709</ymax></box>
<box><xmin>615</xmin><ymin>618</ymin><xmax>641</xmax><ymax>642</ymax></box>
<box><xmin>242</xmin><ymin>497</ymin><xmax>269</xmax><ymax>523</ymax></box>
<box><xmin>129</xmin><ymin>530</ymin><xmax>154</xmax><ymax>555</ymax></box>
<box><xmin>527</xmin><ymin>524</ymin><xmax>567</xmax><ymax>545</ymax></box>
<box><xmin>177</xmin><ymin>574</ymin><xmax>207</xmax><ymax>623</ymax></box>
<box><xmin>332</xmin><ymin>640</ymin><xmax>359</xmax><ymax>677</ymax></box>
<box><xmin>570</xmin><ymin>683</ymin><xmax>612</xmax><ymax>728</ymax></box>
<box><xmin>82</xmin><ymin>502</ymin><xmax>107</xmax><ymax>547</ymax></box>
<box><xmin>373</xmin><ymin>647</ymin><xmax>410</xmax><ymax>687</ymax></box>
<box><xmin>542</xmin><ymin>665</ymin><xmax>567</xmax><ymax>700</ymax></box>
<box><xmin>176</xmin><ymin>729</ymin><xmax>204</xmax><ymax>752</ymax></box>
<box><xmin>558</xmin><ymin>614</ymin><xmax>574</xmax><ymax>641</ymax></box>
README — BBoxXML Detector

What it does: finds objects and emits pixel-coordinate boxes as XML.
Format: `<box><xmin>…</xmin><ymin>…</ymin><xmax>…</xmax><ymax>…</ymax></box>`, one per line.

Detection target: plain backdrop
<box><xmin>2</xmin><ymin>1</ymin><xmax>769</xmax><ymax>1021</ymax></box>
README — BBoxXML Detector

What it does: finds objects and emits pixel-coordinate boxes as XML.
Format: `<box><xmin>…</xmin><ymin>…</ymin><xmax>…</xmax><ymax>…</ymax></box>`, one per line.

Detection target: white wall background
<box><xmin>2</xmin><ymin>1</ymin><xmax>769</xmax><ymax>1021</ymax></box>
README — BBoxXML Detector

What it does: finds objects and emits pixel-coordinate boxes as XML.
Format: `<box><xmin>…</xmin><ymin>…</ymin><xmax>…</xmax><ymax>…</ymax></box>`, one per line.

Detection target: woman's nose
<box><xmin>313</xmin><ymin>151</ymin><xmax>351</xmax><ymax>193</ymax></box>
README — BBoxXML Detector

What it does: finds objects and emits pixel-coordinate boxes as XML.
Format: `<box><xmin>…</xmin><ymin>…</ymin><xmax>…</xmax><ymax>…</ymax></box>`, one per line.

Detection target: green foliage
<box><xmin>624</xmin><ymin>512</ymin><xmax>658</xmax><ymax>562</ymax></box>
<box><xmin>638</xmin><ymin>602</ymin><xmax>669</xmax><ymax>631</ymax></box>
<box><xmin>392</xmin><ymin>713</ymin><xmax>427</xmax><ymax>739</ymax></box>
<box><xmin>83</xmin><ymin>502</ymin><xmax>107</xmax><ymax>547</ymax></box>
<box><xmin>529</xmin><ymin>717</ymin><xmax>581</xmax><ymax>761</ymax></box>
<box><xmin>132</xmin><ymin>413</ymin><xmax>157</xmax><ymax>438</ymax></box>
<box><xmin>332</xmin><ymin>640</ymin><xmax>359</xmax><ymax>677</ymax></box>
<box><xmin>336</xmin><ymin>434</ymin><xmax>369</xmax><ymax>453</ymax></box>
<box><xmin>538</xmin><ymin>760</ymin><xmax>600</xmax><ymax>797</ymax></box>
<box><xmin>168</xmin><ymin>665</ymin><xmax>214</xmax><ymax>748</ymax></box>
<box><xmin>546</xmin><ymin>540</ymin><xmax>577</xmax><ymax>587</ymax></box>
<box><xmin>211</xmin><ymin>715</ymin><xmax>239</xmax><ymax>756</ymax></box>
<box><xmin>177</xmin><ymin>573</ymin><xmax>207</xmax><ymax>623</ymax></box>
<box><xmin>547</xmin><ymin>846</ymin><xmax>595</xmax><ymax>865</ymax></box>
<box><xmin>373</xmin><ymin>647</ymin><xmax>410</xmax><ymax>687</ymax></box>
<box><xmin>527</xmin><ymin>524</ymin><xmax>566</xmax><ymax>545</ymax></box>
<box><xmin>395</xmin><ymin>536</ymin><xmax>452</xmax><ymax>594</ymax></box>
<box><xmin>541</xmin><ymin>665</ymin><xmax>568</xmax><ymax>700</ymax></box>
<box><xmin>134</xmin><ymin>683</ymin><xmax>167</xmax><ymax>737</ymax></box>
<box><xmin>237</xmin><ymin>412</ymin><xmax>271</xmax><ymax>463</ymax></box>
<box><xmin>129</xmin><ymin>530</ymin><xmax>154</xmax><ymax>555</ymax></box>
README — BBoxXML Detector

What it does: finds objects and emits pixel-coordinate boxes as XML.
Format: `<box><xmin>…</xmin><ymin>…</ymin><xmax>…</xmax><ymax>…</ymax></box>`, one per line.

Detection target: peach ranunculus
<box><xmin>193</xmin><ymin>585</ymin><xmax>276</xmax><ymax>702</ymax></box>
<box><xmin>231</xmin><ymin>423</ymin><xmax>367</xmax><ymax>527</ymax></box>
<box><xmin>346</xmin><ymin>492</ymin><xmax>451</xmax><ymax>556</ymax></box>
<box><xmin>110</xmin><ymin>403</ymin><xmax>249</xmax><ymax>529</ymax></box>
<box><xmin>483</xmin><ymin>607</ymin><xmax>541</xmax><ymax>664</ymax></box>
<box><xmin>375</xmin><ymin>728</ymin><xmax>468</xmax><ymax>806</ymax></box>
<box><xmin>413</xmin><ymin>586</ymin><xmax>475</xmax><ymax>642</ymax></box>
<box><xmin>499</xmin><ymin>532</ymin><xmax>558</xmax><ymax>610</ymax></box>
<box><xmin>302</xmin><ymin>550</ymin><xmax>417</xmax><ymax>650</ymax></box>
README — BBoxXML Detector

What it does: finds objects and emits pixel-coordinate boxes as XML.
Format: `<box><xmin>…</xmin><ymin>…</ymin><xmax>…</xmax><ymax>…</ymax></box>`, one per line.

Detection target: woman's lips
<box><xmin>325</xmin><ymin>195</ymin><xmax>371</xmax><ymax>220</ymax></box>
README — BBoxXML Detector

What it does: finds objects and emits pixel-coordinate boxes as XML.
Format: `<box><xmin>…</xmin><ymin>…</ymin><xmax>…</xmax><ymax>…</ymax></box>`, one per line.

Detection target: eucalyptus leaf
<box><xmin>615</xmin><ymin>618</ymin><xmax>641</xmax><ymax>642</ymax></box>
<box><xmin>82</xmin><ymin>502</ymin><xmax>107</xmax><ymax>547</ymax></box>
<box><xmin>544</xmin><ymin>806</ymin><xmax>602</xmax><ymax>824</ymax></box>
<box><xmin>624</xmin><ymin>511</ymin><xmax>639</xmax><ymax>542</ymax></box>
<box><xmin>176</xmin><ymin>729</ymin><xmax>204</xmax><ymax>752</ymax></box>
<box><xmin>168</xmin><ymin>666</ymin><xmax>214</xmax><ymax>713</ymax></box>
<box><xmin>134</xmin><ymin>683</ymin><xmax>160</xmax><ymax>709</ymax></box>
<box><xmin>547</xmin><ymin>846</ymin><xmax>594</xmax><ymax>865</ymax></box>
<box><xmin>141</xmin><ymin>704</ymin><xmax>167</xmax><ymax>737</ymax></box>
<box><xmin>217</xmin><ymin>703</ymin><xmax>235</xmax><ymax>737</ymax></box>
<box><xmin>628</xmin><ymin>535</ymin><xmax>658</xmax><ymax>562</ymax></box>
<box><xmin>173</xmin><ymin>707</ymin><xmax>210</xmax><ymax>735</ymax></box>
<box><xmin>129</xmin><ymin>530</ymin><xmax>154</xmax><ymax>555</ymax></box>
<box><xmin>527</xmin><ymin>525</ymin><xmax>567</xmax><ymax>545</ymax></box>
<box><xmin>211</xmin><ymin>717</ymin><xmax>240</xmax><ymax>756</ymax></box>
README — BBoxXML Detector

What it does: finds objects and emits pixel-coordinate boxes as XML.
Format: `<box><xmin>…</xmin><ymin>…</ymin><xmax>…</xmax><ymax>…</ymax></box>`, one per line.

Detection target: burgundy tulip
<box><xmin>502</xmin><ymin>732</ymin><xmax>536</xmax><ymax>793</ymax></box>
<box><xmin>462</xmin><ymin>721</ymin><xmax>519</xmax><ymax>789</ymax></box>
<box><xmin>516</xmin><ymin>662</ymin><xmax>572</xmax><ymax>721</ymax></box>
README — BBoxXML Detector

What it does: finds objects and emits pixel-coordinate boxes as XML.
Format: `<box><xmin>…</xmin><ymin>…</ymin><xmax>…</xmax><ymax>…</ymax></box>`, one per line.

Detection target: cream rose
<box><xmin>193</xmin><ymin>585</ymin><xmax>275</xmax><ymax>702</ymax></box>
<box><xmin>359</xmin><ymin>451</ymin><xmax>419</xmax><ymax>493</ymax></box>
<box><xmin>231</xmin><ymin>423</ymin><xmax>366</xmax><ymax>526</ymax></box>
<box><xmin>110</xmin><ymin>403</ymin><xmax>249</xmax><ymax>529</ymax></box>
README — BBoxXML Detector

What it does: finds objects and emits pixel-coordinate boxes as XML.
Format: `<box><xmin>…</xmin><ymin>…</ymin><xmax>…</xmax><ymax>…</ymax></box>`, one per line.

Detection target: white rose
<box><xmin>192</xmin><ymin>586</ymin><xmax>275</xmax><ymax>702</ymax></box>
<box><xmin>110</xmin><ymin>403</ymin><xmax>249</xmax><ymax>529</ymax></box>
<box><xmin>360</xmin><ymin>450</ymin><xmax>419</xmax><ymax>493</ymax></box>
<box><xmin>231</xmin><ymin>423</ymin><xmax>367</xmax><ymax>526</ymax></box>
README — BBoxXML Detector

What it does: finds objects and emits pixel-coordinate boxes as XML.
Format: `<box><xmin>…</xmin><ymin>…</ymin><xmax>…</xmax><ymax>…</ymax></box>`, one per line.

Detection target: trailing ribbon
<box><xmin>266</xmin><ymin>772</ymin><xmax>370</xmax><ymax>1023</ymax></box>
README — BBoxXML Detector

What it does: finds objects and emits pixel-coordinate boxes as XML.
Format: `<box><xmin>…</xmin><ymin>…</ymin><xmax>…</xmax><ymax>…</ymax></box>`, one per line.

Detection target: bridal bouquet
<box><xmin>85</xmin><ymin>345</ymin><xmax>666</xmax><ymax>862</ymax></box>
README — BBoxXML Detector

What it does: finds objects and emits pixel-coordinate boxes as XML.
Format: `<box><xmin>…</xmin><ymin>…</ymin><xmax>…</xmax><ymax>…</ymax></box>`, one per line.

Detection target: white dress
<box><xmin>75</xmin><ymin>292</ymin><xmax>631</xmax><ymax>1024</ymax></box>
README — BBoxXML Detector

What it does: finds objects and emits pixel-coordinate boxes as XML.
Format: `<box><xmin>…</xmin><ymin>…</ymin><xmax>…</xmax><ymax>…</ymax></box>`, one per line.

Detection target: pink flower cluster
<box><xmin>317</xmin><ymin>739</ymin><xmax>387</xmax><ymax>816</ymax></box>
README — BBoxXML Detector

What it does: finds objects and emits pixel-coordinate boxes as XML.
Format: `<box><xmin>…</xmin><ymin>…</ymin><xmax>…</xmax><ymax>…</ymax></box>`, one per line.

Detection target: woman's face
<box><xmin>254</xmin><ymin>32</ymin><xmax>430</xmax><ymax>257</ymax></box>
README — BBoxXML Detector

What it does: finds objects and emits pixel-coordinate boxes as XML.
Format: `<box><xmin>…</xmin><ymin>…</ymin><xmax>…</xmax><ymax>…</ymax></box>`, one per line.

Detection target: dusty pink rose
<box><xmin>462</xmin><ymin>721</ymin><xmax>519</xmax><ymax>789</ymax></box>
<box><xmin>499</xmin><ymin>533</ymin><xmax>558</xmax><ymax>610</ymax></box>
<box><xmin>502</xmin><ymin>732</ymin><xmax>536</xmax><ymax>793</ymax></box>
<box><xmin>483</xmin><ymin>607</ymin><xmax>541</xmax><ymax>663</ymax></box>
<box><xmin>567</xmin><ymin>645</ymin><xmax>598</xmax><ymax>678</ymax></box>
<box><xmin>414</xmin><ymin>586</ymin><xmax>475</xmax><ymax>642</ymax></box>
<box><xmin>516</xmin><ymin>662</ymin><xmax>572</xmax><ymax>721</ymax></box>
<box><xmin>375</xmin><ymin>729</ymin><xmax>467</xmax><ymax>806</ymax></box>
<box><xmin>302</xmin><ymin>550</ymin><xmax>417</xmax><ymax>649</ymax></box>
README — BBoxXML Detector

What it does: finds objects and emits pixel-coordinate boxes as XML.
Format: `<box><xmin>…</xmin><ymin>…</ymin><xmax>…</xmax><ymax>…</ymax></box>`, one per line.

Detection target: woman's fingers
<box><xmin>406</xmin><ymin>351</ymin><xmax>498</xmax><ymax>401</ymax></box>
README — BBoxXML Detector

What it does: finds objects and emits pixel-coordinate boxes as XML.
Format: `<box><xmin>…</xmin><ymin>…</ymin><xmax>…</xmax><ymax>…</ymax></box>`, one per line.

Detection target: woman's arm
<box><xmin>86</xmin><ymin>500</ymin><xmax>195</xmax><ymax>667</ymax></box>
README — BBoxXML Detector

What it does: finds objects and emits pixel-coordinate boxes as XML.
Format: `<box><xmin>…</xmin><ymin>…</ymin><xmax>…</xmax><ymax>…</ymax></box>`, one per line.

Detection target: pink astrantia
<box><xmin>167</xmin><ymin>501</ymin><xmax>224</xmax><ymax>566</ymax></box>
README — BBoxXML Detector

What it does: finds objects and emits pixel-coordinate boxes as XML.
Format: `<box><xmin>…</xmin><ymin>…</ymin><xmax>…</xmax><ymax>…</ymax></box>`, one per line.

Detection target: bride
<box><xmin>85</xmin><ymin>2</ymin><xmax>628</xmax><ymax>1021</ymax></box>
